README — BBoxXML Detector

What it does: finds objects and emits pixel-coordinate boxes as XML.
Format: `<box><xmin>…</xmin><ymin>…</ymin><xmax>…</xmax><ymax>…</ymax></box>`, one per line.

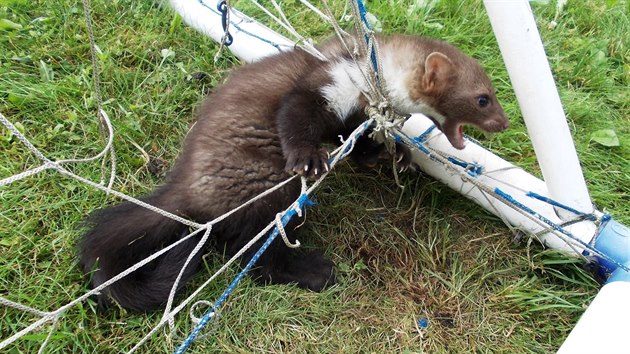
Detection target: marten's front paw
<box><xmin>285</xmin><ymin>146</ymin><xmax>330</xmax><ymax>177</ymax></box>
<box><xmin>395</xmin><ymin>143</ymin><xmax>414</xmax><ymax>172</ymax></box>
<box><xmin>350</xmin><ymin>136</ymin><xmax>386</xmax><ymax>168</ymax></box>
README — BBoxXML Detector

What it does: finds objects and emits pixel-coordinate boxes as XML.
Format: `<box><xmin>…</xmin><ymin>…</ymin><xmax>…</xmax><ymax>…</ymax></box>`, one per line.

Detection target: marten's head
<box><xmin>383</xmin><ymin>37</ymin><xmax>509</xmax><ymax>149</ymax></box>
<box><xmin>407</xmin><ymin>50</ymin><xmax>508</xmax><ymax>149</ymax></box>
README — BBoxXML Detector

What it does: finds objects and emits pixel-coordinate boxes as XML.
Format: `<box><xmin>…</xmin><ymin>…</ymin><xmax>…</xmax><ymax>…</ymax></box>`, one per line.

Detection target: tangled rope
<box><xmin>391</xmin><ymin>127</ymin><xmax>622</xmax><ymax>274</ymax></box>
<box><xmin>0</xmin><ymin>0</ymin><xmax>616</xmax><ymax>353</ymax></box>
<box><xmin>0</xmin><ymin>0</ymin><xmax>374</xmax><ymax>351</ymax></box>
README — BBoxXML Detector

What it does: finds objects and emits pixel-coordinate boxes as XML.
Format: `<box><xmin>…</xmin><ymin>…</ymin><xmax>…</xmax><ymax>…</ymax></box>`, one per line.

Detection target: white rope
<box><xmin>298</xmin><ymin>0</ymin><xmax>332</xmax><ymax>23</ymax></box>
<box><xmin>187</xmin><ymin>300</ymin><xmax>218</xmax><ymax>341</ymax></box>
<box><xmin>189</xmin><ymin>300</ymin><xmax>215</xmax><ymax>325</ymax></box>
<box><xmin>276</xmin><ymin>212</ymin><xmax>301</xmax><ymax>248</ymax></box>
<box><xmin>128</xmin><ymin>119</ymin><xmax>372</xmax><ymax>352</ymax></box>
<box><xmin>54</xmin><ymin>165</ymin><xmax>204</xmax><ymax>228</ymax></box>
<box><xmin>55</xmin><ymin>110</ymin><xmax>115</xmax><ymax>165</ymax></box>
<box><xmin>1</xmin><ymin>102</ymin><xmax>327</xmax><ymax>349</ymax></box>
<box><xmin>1</xmin><ymin>100</ymin><xmax>371</xmax><ymax>350</ymax></box>
<box><xmin>0</xmin><ymin>297</ymin><xmax>50</xmax><ymax>318</ymax></box>
<box><xmin>248</xmin><ymin>0</ymin><xmax>326</xmax><ymax>60</ymax></box>
<box><xmin>163</xmin><ymin>225</ymin><xmax>214</xmax><ymax>332</ymax></box>
<box><xmin>37</xmin><ymin>317</ymin><xmax>60</xmax><ymax>354</ymax></box>
<box><xmin>269</xmin><ymin>0</ymin><xmax>321</xmax><ymax>57</ymax></box>
<box><xmin>81</xmin><ymin>0</ymin><xmax>117</xmax><ymax>190</ymax></box>
<box><xmin>127</xmin><ymin>219</ymin><xmax>278</xmax><ymax>353</ymax></box>
<box><xmin>321</xmin><ymin>0</ymin><xmax>409</xmax><ymax>161</ymax></box>
<box><xmin>0</xmin><ymin>162</ymin><xmax>55</xmax><ymax>187</ymax></box>
<box><xmin>392</xmin><ymin>128</ymin><xmax>604</xmax><ymax>260</ymax></box>
<box><xmin>0</xmin><ymin>0</ymin><xmax>607</xmax><ymax>352</ymax></box>
<box><xmin>0</xmin><ymin>112</ymin><xmax>51</xmax><ymax>163</ymax></box>
<box><xmin>0</xmin><ymin>225</ymin><xmax>210</xmax><ymax>350</ymax></box>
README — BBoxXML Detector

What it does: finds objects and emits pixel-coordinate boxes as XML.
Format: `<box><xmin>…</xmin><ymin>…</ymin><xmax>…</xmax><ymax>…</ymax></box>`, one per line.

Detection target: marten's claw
<box><xmin>285</xmin><ymin>146</ymin><xmax>330</xmax><ymax>178</ymax></box>
<box><xmin>394</xmin><ymin>143</ymin><xmax>413</xmax><ymax>172</ymax></box>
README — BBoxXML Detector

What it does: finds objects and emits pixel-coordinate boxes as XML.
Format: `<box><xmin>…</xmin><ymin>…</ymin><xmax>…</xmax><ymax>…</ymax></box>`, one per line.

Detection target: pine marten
<box><xmin>79</xmin><ymin>34</ymin><xmax>508</xmax><ymax>311</ymax></box>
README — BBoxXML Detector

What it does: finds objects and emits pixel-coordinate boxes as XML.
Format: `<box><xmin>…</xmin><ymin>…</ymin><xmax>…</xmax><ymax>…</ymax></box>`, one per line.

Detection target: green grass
<box><xmin>1</xmin><ymin>0</ymin><xmax>628</xmax><ymax>352</ymax></box>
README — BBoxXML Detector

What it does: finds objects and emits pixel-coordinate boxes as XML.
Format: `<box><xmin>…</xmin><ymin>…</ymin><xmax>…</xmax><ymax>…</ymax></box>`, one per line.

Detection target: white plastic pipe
<box><xmin>402</xmin><ymin>114</ymin><xmax>597</xmax><ymax>254</ymax></box>
<box><xmin>483</xmin><ymin>0</ymin><xmax>593</xmax><ymax>224</ymax></box>
<box><xmin>170</xmin><ymin>0</ymin><xmax>294</xmax><ymax>62</ymax></box>
<box><xmin>557</xmin><ymin>280</ymin><xmax>630</xmax><ymax>354</ymax></box>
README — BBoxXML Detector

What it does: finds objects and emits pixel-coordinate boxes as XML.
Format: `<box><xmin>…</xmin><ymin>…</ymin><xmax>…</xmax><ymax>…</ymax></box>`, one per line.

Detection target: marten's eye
<box><xmin>477</xmin><ymin>95</ymin><xmax>490</xmax><ymax>108</ymax></box>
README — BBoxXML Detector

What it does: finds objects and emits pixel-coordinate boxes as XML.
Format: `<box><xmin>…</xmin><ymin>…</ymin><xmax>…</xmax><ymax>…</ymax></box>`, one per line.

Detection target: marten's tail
<box><xmin>79</xmin><ymin>190</ymin><xmax>205</xmax><ymax>311</ymax></box>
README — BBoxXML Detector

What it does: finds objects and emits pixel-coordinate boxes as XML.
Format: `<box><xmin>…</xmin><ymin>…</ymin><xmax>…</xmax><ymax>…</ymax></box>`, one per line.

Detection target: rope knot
<box><xmin>189</xmin><ymin>300</ymin><xmax>217</xmax><ymax>326</ymax></box>
<box><xmin>275</xmin><ymin>213</ymin><xmax>301</xmax><ymax>248</ymax></box>
<box><xmin>365</xmin><ymin>104</ymin><xmax>409</xmax><ymax>156</ymax></box>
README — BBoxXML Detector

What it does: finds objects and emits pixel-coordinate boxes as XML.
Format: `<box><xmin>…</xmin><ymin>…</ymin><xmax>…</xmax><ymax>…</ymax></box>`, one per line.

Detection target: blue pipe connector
<box><xmin>589</xmin><ymin>218</ymin><xmax>630</xmax><ymax>282</ymax></box>
<box><xmin>608</xmin><ymin>262</ymin><xmax>630</xmax><ymax>283</ymax></box>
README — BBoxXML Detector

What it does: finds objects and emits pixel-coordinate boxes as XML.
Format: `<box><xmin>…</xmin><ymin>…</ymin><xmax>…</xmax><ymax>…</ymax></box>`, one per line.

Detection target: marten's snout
<box><xmin>481</xmin><ymin>117</ymin><xmax>510</xmax><ymax>132</ymax></box>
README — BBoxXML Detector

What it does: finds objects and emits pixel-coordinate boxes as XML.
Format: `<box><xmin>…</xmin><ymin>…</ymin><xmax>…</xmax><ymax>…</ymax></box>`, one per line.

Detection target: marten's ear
<box><xmin>422</xmin><ymin>52</ymin><xmax>454</xmax><ymax>94</ymax></box>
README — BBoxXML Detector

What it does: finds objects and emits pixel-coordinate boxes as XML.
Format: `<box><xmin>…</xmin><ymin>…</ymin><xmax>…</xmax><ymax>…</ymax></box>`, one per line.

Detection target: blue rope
<box><xmin>396</xmin><ymin>126</ymin><xmax>483</xmax><ymax>175</ymax></box>
<box><xmin>355</xmin><ymin>0</ymin><xmax>379</xmax><ymax>78</ymax></box>
<box><xmin>412</xmin><ymin>125</ymin><xmax>436</xmax><ymax>144</ymax></box>
<box><xmin>494</xmin><ymin>188</ymin><xmax>630</xmax><ymax>273</ymax></box>
<box><xmin>196</xmin><ymin>0</ymin><xmax>283</xmax><ymax>51</ymax></box>
<box><xmin>174</xmin><ymin>194</ymin><xmax>315</xmax><ymax>354</ymax></box>
<box><xmin>355</xmin><ymin>0</ymin><xmax>370</xmax><ymax>27</ymax></box>
<box><xmin>341</xmin><ymin>136</ymin><xmax>356</xmax><ymax>156</ymax></box>
<box><xmin>394</xmin><ymin>125</ymin><xmax>624</xmax><ymax>273</ymax></box>
<box><xmin>446</xmin><ymin>157</ymin><xmax>483</xmax><ymax>177</ymax></box>
<box><xmin>525</xmin><ymin>191</ymin><xmax>597</xmax><ymax>221</ymax></box>
<box><xmin>391</xmin><ymin>126</ymin><xmax>434</xmax><ymax>155</ymax></box>
<box><xmin>174</xmin><ymin>119</ymin><xmax>370</xmax><ymax>353</ymax></box>
<box><xmin>330</xmin><ymin>120</ymin><xmax>372</xmax><ymax>166</ymax></box>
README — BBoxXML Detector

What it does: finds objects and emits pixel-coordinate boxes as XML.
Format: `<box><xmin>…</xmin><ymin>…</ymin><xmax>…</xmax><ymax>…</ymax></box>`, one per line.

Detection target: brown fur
<box><xmin>395</xmin><ymin>36</ymin><xmax>508</xmax><ymax>149</ymax></box>
<box><xmin>79</xmin><ymin>34</ymin><xmax>508</xmax><ymax>311</ymax></box>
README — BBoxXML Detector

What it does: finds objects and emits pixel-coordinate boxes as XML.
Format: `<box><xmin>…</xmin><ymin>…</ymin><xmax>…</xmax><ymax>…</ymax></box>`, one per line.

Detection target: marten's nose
<box><xmin>500</xmin><ymin>120</ymin><xmax>510</xmax><ymax>131</ymax></box>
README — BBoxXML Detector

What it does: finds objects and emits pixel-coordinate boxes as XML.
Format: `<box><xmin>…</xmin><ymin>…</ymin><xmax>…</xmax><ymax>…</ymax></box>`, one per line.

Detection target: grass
<box><xmin>0</xmin><ymin>0</ymin><xmax>628</xmax><ymax>352</ymax></box>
